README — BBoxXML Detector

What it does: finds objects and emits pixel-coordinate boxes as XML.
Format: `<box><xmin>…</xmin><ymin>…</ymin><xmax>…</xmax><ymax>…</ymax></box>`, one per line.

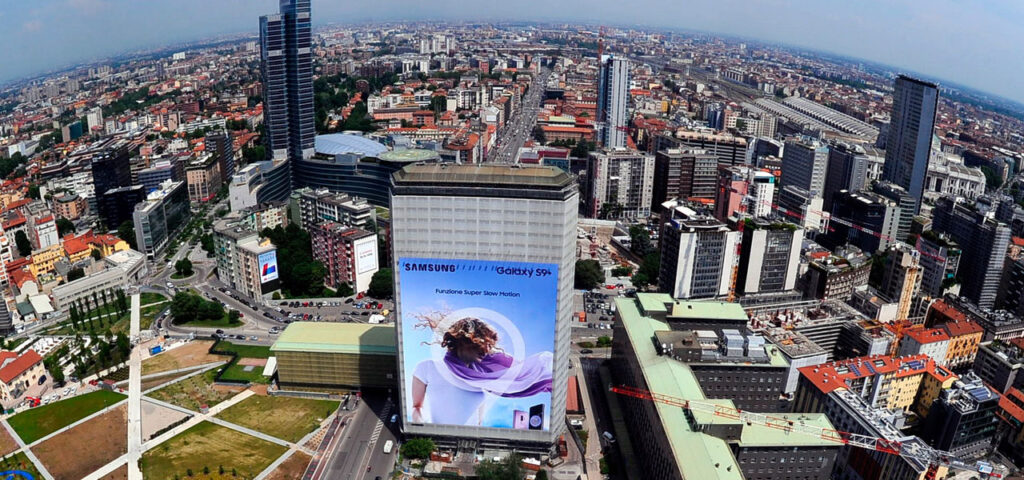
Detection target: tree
<box><xmin>631</xmin><ymin>272</ymin><xmax>650</xmax><ymax>290</ymax></box>
<box><xmin>200</xmin><ymin>233</ymin><xmax>215</xmax><ymax>256</ymax></box>
<box><xmin>14</xmin><ymin>231</ymin><xmax>30</xmax><ymax>257</ymax></box>
<box><xmin>56</xmin><ymin>217</ymin><xmax>76</xmax><ymax>236</ymax></box>
<box><xmin>980</xmin><ymin>165</ymin><xmax>1003</xmax><ymax>190</ymax></box>
<box><xmin>67</xmin><ymin>268</ymin><xmax>85</xmax><ymax>282</ymax></box>
<box><xmin>170</xmin><ymin>292</ymin><xmax>201</xmax><ymax>324</ymax></box>
<box><xmin>228</xmin><ymin>310</ymin><xmax>241</xmax><ymax>325</ymax></box>
<box><xmin>532</xmin><ymin>125</ymin><xmax>546</xmax><ymax>143</ymax></box>
<box><xmin>535</xmin><ymin>470</ymin><xmax>549</xmax><ymax>480</ymax></box>
<box><xmin>628</xmin><ymin>225</ymin><xmax>654</xmax><ymax>257</ymax></box>
<box><xmin>475</xmin><ymin>454</ymin><xmax>524</xmax><ymax>480</ymax></box>
<box><xmin>597</xmin><ymin>335</ymin><xmax>613</xmax><ymax>347</ymax></box>
<box><xmin>571</xmin><ymin>140</ymin><xmax>595</xmax><ymax>159</ymax></box>
<box><xmin>116</xmin><ymin>289</ymin><xmax>128</xmax><ymax>314</ymax></box>
<box><xmin>336</xmin><ymin>282</ymin><xmax>354</xmax><ymax>297</ymax></box>
<box><xmin>27</xmin><ymin>184</ymin><xmax>40</xmax><ymax>200</ymax></box>
<box><xmin>368</xmin><ymin>269</ymin><xmax>393</xmax><ymax>298</ymax></box>
<box><xmin>174</xmin><ymin>259</ymin><xmax>194</xmax><ymax>277</ymax></box>
<box><xmin>117</xmin><ymin>221</ymin><xmax>137</xmax><ymax>250</ymax></box>
<box><xmin>91</xmin><ymin>249</ymin><xmax>102</xmax><ymax>260</ymax></box>
<box><xmin>399</xmin><ymin>438</ymin><xmax>435</xmax><ymax>459</ymax></box>
<box><xmin>115</xmin><ymin>332</ymin><xmax>130</xmax><ymax>359</ymax></box>
<box><xmin>611</xmin><ymin>266</ymin><xmax>632</xmax><ymax>277</ymax></box>
<box><xmin>242</xmin><ymin>145</ymin><xmax>266</xmax><ymax>163</ymax></box>
<box><xmin>575</xmin><ymin>260</ymin><xmax>604</xmax><ymax>290</ymax></box>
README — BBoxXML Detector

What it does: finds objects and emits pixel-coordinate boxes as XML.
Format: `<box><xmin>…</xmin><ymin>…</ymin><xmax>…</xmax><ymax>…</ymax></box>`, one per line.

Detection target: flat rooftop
<box><xmin>270</xmin><ymin>322</ymin><xmax>396</xmax><ymax>356</ymax></box>
<box><xmin>617</xmin><ymin>294</ymin><xmax>836</xmax><ymax>480</ymax></box>
<box><xmin>392</xmin><ymin>163</ymin><xmax>575</xmax><ymax>189</ymax></box>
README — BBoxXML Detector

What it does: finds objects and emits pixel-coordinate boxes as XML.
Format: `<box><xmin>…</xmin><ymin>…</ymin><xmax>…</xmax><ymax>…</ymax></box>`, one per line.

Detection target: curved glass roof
<box><xmin>314</xmin><ymin>133</ymin><xmax>388</xmax><ymax>157</ymax></box>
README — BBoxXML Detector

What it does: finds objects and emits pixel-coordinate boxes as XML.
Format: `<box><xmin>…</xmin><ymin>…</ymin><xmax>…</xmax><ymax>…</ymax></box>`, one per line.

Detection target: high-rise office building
<box><xmin>390</xmin><ymin>164</ymin><xmax>577</xmax><ymax>451</ymax></box>
<box><xmin>652</xmin><ymin>148</ymin><xmax>717</xmax><ymax>207</ymax></box>
<box><xmin>260</xmin><ymin>0</ymin><xmax>312</xmax><ymax>185</ymax></box>
<box><xmin>780</xmin><ymin>137</ymin><xmax>829</xmax><ymax>196</ymax></box>
<box><xmin>932</xmin><ymin>196</ymin><xmax>1011</xmax><ymax>309</ymax></box>
<box><xmin>916</xmin><ymin>231</ymin><xmax>960</xmax><ymax>298</ymax></box>
<box><xmin>91</xmin><ymin>146</ymin><xmax>133</xmax><ymax>228</ymax></box>
<box><xmin>206</xmin><ymin>132</ymin><xmax>236</xmax><ymax>182</ymax></box>
<box><xmin>882</xmin><ymin>75</ymin><xmax>939</xmax><ymax>215</ymax></box>
<box><xmin>736</xmin><ymin>219</ymin><xmax>803</xmax><ymax>296</ymax></box>
<box><xmin>872</xmin><ymin>181</ymin><xmax>915</xmax><ymax>244</ymax></box>
<box><xmin>586</xmin><ymin>149</ymin><xmax>654</xmax><ymax>220</ymax></box>
<box><xmin>824</xmin><ymin>143</ymin><xmax>868</xmax><ymax>210</ymax></box>
<box><xmin>597</xmin><ymin>55</ymin><xmax>629</xmax><ymax>149</ymax></box>
<box><xmin>658</xmin><ymin>201</ymin><xmax>741</xmax><ymax>300</ymax></box>
<box><xmin>825</xmin><ymin>190</ymin><xmax>901</xmax><ymax>255</ymax></box>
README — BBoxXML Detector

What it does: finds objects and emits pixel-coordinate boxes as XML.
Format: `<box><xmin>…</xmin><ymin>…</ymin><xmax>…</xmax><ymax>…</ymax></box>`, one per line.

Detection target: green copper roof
<box><xmin>616</xmin><ymin>294</ymin><xmax>836</xmax><ymax>480</ymax></box>
<box><xmin>270</xmin><ymin>322</ymin><xmax>396</xmax><ymax>355</ymax></box>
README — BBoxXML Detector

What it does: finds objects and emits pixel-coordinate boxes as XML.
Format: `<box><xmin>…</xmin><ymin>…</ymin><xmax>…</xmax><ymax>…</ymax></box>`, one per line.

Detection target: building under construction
<box><xmin>747</xmin><ymin>299</ymin><xmax>867</xmax><ymax>360</ymax></box>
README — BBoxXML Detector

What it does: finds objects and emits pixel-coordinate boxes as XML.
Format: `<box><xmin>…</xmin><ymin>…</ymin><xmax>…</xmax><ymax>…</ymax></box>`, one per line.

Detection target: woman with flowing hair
<box><xmin>410</xmin><ymin>315</ymin><xmax>552</xmax><ymax>426</ymax></box>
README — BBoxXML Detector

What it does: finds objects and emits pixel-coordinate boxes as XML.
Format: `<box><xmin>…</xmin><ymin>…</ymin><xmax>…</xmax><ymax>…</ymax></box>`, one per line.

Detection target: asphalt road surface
<box><xmin>322</xmin><ymin>391</ymin><xmax>400</xmax><ymax>480</ymax></box>
<box><xmin>488</xmin><ymin>68</ymin><xmax>552</xmax><ymax>164</ymax></box>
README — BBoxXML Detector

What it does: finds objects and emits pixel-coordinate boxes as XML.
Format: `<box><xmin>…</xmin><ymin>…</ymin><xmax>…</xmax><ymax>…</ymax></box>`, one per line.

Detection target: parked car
<box><xmin>38</xmin><ymin>375</ymin><xmax>47</xmax><ymax>385</ymax></box>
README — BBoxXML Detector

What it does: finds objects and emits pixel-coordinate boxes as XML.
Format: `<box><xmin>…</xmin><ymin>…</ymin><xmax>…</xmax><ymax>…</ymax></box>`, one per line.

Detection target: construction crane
<box><xmin>611</xmin><ymin>385</ymin><xmax>1001</xmax><ymax>480</ymax></box>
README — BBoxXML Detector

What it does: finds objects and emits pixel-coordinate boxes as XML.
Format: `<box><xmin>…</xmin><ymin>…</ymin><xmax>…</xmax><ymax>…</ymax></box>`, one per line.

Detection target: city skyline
<box><xmin>3</xmin><ymin>0</ymin><xmax>1024</xmax><ymax>105</ymax></box>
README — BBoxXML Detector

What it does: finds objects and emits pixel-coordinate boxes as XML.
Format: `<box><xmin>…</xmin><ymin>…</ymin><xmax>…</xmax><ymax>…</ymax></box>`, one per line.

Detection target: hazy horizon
<box><xmin>3</xmin><ymin>0</ymin><xmax>1022</xmax><ymax>104</ymax></box>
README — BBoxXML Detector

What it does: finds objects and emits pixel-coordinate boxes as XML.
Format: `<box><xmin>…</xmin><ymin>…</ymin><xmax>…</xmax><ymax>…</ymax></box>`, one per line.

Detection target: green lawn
<box><xmin>8</xmin><ymin>390</ymin><xmax>126</xmax><ymax>444</ymax></box>
<box><xmin>179</xmin><ymin>312</ymin><xmax>242</xmax><ymax>328</ymax></box>
<box><xmin>0</xmin><ymin>452</ymin><xmax>42</xmax><ymax>478</ymax></box>
<box><xmin>170</xmin><ymin>272</ymin><xmax>194</xmax><ymax>280</ymax></box>
<box><xmin>148</xmin><ymin>370</ymin><xmax>238</xmax><ymax>411</ymax></box>
<box><xmin>216</xmin><ymin>395</ymin><xmax>337</xmax><ymax>442</ymax></box>
<box><xmin>140</xmin><ymin>421</ymin><xmax>287</xmax><ymax>480</ymax></box>
<box><xmin>214</xmin><ymin>341</ymin><xmax>273</xmax><ymax>384</ymax></box>
<box><xmin>140</xmin><ymin>292</ymin><xmax>169</xmax><ymax>305</ymax></box>
<box><xmin>140</xmin><ymin>302</ymin><xmax>169</xmax><ymax>330</ymax></box>
<box><xmin>216</xmin><ymin>342</ymin><xmax>271</xmax><ymax>359</ymax></box>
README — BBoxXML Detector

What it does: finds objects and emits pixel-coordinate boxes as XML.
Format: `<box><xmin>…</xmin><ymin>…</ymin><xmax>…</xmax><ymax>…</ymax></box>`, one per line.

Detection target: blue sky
<box><xmin>3</xmin><ymin>0</ymin><xmax>1022</xmax><ymax>103</ymax></box>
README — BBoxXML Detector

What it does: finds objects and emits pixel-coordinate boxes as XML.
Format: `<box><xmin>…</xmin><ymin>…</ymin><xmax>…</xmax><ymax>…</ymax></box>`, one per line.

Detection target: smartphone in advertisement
<box><xmin>529</xmin><ymin>404</ymin><xmax>545</xmax><ymax>430</ymax></box>
<box><xmin>513</xmin><ymin>410</ymin><xmax>529</xmax><ymax>429</ymax></box>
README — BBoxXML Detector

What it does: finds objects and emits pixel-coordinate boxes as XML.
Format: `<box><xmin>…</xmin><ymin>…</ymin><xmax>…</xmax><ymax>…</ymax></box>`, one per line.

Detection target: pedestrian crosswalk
<box><xmin>369</xmin><ymin>400</ymin><xmax>392</xmax><ymax>445</ymax></box>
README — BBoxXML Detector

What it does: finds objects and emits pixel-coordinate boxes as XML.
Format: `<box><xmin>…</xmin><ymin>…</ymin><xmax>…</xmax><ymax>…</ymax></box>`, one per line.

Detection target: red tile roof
<box><xmin>930</xmin><ymin>299</ymin><xmax>969</xmax><ymax>323</ymax></box>
<box><xmin>904</xmin><ymin>327</ymin><xmax>950</xmax><ymax>345</ymax></box>
<box><xmin>798</xmin><ymin>354</ymin><xmax>955</xmax><ymax>395</ymax></box>
<box><xmin>941</xmin><ymin>319</ymin><xmax>983</xmax><ymax>338</ymax></box>
<box><xmin>1000</xmin><ymin>388</ymin><xmax>1024</xmax><ymax>423</ymax></box>
<box><xmin>0</xmin><ymin>350</ymin><xmax>42</xmax><ymax>384</ymax></box>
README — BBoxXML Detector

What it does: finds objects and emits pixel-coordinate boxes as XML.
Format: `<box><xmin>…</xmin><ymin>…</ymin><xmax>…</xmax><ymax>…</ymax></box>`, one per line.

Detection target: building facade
<box><xmin>390</xmin><ymin>164</ymin><xmax>577</xmax><ymax>450</ymax></box>
<box><xmin>882</xmin><ymin>75</ymin><xmax>938</xmax><ymax>215</ymax></box>
<box><xmin>586</xmin><ymin>148</ymin><xmax>655</xmax><ymax>220</ymax></box>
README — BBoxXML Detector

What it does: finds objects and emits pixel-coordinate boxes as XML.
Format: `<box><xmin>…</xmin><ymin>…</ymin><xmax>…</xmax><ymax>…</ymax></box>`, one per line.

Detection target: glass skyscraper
<box><xmin>881</xmin><ymin>75</ymin><xmax>938</xmax><ymax>215</ymax></box>
<box><xmin>259</xmin><ymin>0</ymin><xmax>313</xmax><ymax>199</ymax></box>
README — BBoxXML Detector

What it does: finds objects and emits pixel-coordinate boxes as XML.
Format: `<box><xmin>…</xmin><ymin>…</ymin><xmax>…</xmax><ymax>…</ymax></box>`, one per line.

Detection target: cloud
<box><xmin>22</xmin><ymin>20</ymin><xmax>43</xmax><ymax>32</ymax></box>
<box><xmin>66</xmin><ymin>0</ymin><xmax>111</xmax><ymax>14</ymax></box>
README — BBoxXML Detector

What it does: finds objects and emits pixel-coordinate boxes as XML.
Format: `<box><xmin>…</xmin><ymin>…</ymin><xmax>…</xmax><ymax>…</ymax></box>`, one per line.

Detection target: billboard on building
<box><xmin>258</xmin><ymin>250</ymin><xmax>279</xmax><ymax>284</ymax></box>
<box><xmin>355</xmin><ymin>237</ymin><xmax>378</xmax><ymax>275</ymax></box>
<box><xmin>399</xmin><ymin>257</ymin><xmax>557</xmax><ymax>431</ymax></box>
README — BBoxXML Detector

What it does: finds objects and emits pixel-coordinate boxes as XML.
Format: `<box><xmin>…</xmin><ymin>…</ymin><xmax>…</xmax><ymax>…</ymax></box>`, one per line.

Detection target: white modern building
<box><xmin>658</xmin><ymin>200</ymin><xmax>741</xmax><ymax>300</ymax></box>
<box><xmin>390</xmin><ymin>164</ymin><xmax>577</xmax><ymax>451</ymax></box>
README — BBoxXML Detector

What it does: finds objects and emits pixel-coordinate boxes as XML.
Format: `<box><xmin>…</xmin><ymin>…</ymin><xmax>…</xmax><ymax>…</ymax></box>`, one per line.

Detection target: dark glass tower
<box><xmin>881</xmin><ymin>75</ymin><xmax>938</xmax><ymax>215</ymax></box>
<box><xmin>258</xmin><ymin>0</ymin><xmax>313</xmax><ymax>199</ymax></box>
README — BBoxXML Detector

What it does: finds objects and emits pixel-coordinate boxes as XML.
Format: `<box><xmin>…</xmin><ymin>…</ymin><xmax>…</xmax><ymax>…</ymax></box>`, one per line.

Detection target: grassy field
<box><xmin>8</xmin><ymin>390</ymin><xmax>126</xmax><ymax>444</ymax></box>
<box><xmin>216</xmin><ymin>395</ymin><xmax>337</xmax><ymax>443</ymax></box>
<box><xmin>140</xmin><ymin>292</ymin><xmax>169</xmax><ymax>305</ymax></box>
<box><xmin>142</xmin><ymin>341</ymin><xmax>224</xmax><ymax>375</ymax></box>
<box><xmin>33</xmin><ymin>405</ymin><xmax>128</xmax><ymax>480</ymax></box>
<box><xmin>139</xmin><ymin>421</ymin><xmax>287</xmax><ymax>480</ymax></box>
<box><xmin>264</xmin><ymin>451</ymin><xmax>311</xmax><ymax>480</ymax></box>
<box><xmin>148</xmin><ymin>370</ymin><xmax>243</xmax><ymax>412</ymax></box>
<box><xmin>214</xmin><ymin>342</ymin><xmax>273</xmax><ymax>384</ymax></box>
<box><xmin>139</xmin><ymin>302</ymin><xmax>169</xmax><ymax>330</ymax></box>
<box><xmin>0</xmin><ymin>452</ymin><xmax>42</xmax><ymax>478</ymax></box>
<box><xmin>180</xmin><ymin>313</ymin><xmax>241</xmax><ymax>328</ymax></box>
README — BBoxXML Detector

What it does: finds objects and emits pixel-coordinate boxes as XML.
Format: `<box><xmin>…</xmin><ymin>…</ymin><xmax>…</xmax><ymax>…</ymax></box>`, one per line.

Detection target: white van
<box><xmin>602</xmin><ymin>431</ymin><xmax>616</xmax><ymax>443</ymax></box>
<box><xmin>382</xmin><ymin>440</ymin><xmax>394</xmax><ymax>454</ymax></box>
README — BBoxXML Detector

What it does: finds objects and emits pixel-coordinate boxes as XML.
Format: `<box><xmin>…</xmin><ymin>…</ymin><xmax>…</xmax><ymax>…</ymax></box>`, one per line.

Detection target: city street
<box><xmin>321</xmin><ymin>391</ymin><xmax>399</xmax><ymax>479</ymax></box>
<box><xmin>488</xmin><ymin>68</ymin><xmax>552</xmax><ymax>163</ymax></box>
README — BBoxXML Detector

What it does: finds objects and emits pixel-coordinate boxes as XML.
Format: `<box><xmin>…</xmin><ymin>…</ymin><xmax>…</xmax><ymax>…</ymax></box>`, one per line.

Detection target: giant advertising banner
<box><xmin>355</xmin><ymin>238</ymin><xmax>378</xmax><ymax>275</ymax></box>
<box><xmin>259</xmin><ymin>250</ymin><xmax>279</xmax><ymax>284</ymax></box>
<box><xmin>399</xmin><ymin>257</ymin><xmax>557</xmax><ymax>431</ymax></box>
